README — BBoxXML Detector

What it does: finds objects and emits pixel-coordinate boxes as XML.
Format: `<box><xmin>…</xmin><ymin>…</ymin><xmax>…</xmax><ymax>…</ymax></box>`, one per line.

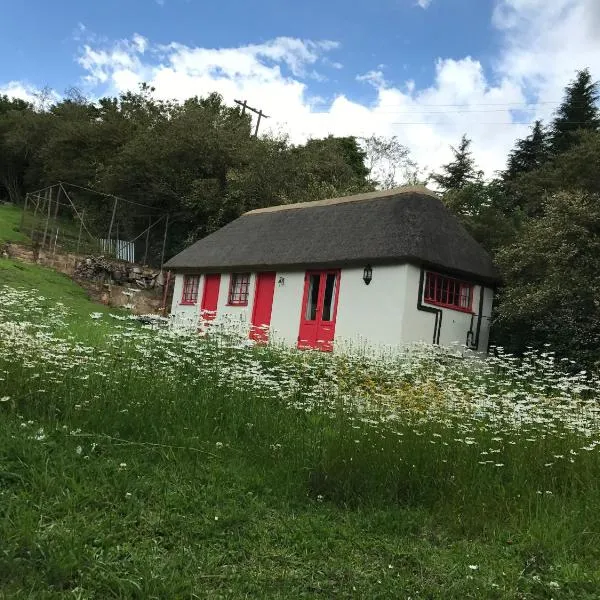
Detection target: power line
<box><xmin>357</xmin><ymin>108</ymin><xmax>545</xmax><ymax>115</ymax></box>
<box><xmin>370</xmin><ymin>101</ymin><xmax>562</xmax><ymax>108</ymax></box>
<box><xmin>349</xmin><ymin>100</ymin><xmax>598</xmax><ymax>108</ymax></box>
<box><xmin>389</xmin><ymin>120</ymin><xmax>598</xmax><ymax>126</ymax></box>
<box><xmin>309</xmin><ymin>100</ymin><xmax>599</xmax><ymax>115</ymax></box>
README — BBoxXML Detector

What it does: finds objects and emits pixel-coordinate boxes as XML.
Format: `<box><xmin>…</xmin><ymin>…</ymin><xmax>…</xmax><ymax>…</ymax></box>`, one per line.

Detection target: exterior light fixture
<box><xmin>363</xmin><ymin>265</ymin><xmax>373</xmax><ymax>286</ymax></box>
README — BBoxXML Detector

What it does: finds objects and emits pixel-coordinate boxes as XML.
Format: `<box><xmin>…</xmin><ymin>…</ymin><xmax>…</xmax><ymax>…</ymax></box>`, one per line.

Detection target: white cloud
<box><xmin>416</xmin><ymin>0</ymin><xmax>433</xmax><ymax>8</ymax></box>
<box><xmin>0</xmin><ymin>81</ymin><xmax>39</xmax><ymax>103</ymax></box>
<box><xmin>72</xmin><ymin>33</ymin><xmax>530</xmax><ymax>177</ymax></box>
<box><xmin>73</xmin><ymin>22</ymin><xmax>88</xmax><ymax>42</ymax></box>
<box><xmin>356</xmin><ymin>70</ymin><xmax>387</xmax><ymax>88</ymax></box>
<box><xmin>494</xmin><ymin>0</ymin><xmax>600</xmax><ymax>106</ymax></box>
<box><xmin>0</xmin><ymin>81</ymin><xmax>61</xmax><ymax>111</ymax></box>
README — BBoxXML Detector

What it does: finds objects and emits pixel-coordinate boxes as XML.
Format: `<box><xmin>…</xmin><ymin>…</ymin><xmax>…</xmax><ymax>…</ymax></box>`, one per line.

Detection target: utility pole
<box><xmin>253</xmin><ymin>109</ymin><xmax>268</xmax><ymax>137</ymax></box>
<box><xmin>234</xmin><ymin>99</ymin><xmax>270</xmax><ymax>137</ymax></box>
<box><xmin>235</xmin><ymin>99</ymin><xmax>248</xmax><ymax>115</ymax></box>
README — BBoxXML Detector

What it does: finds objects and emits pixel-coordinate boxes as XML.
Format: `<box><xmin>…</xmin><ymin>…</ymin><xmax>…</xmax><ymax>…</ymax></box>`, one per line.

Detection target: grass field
<box><xmin>1</xmin><ymin>258</ymin><xmax>600</xmax><ymax>598</ymax></box>
<box><xmin>0</xmin><ymin>204</ymin><xmax>29</xmax><ymax>244</ymax></box>
<box><xmin>0</xmin><ymin>202</ymin><xmax>117</xmax><ymax>258</ymax></box>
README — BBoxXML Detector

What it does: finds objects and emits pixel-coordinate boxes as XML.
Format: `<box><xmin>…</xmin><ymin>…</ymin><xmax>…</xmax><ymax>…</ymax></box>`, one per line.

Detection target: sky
<box><xmin>2</xmin><ymin>0</ymin><xmax>600</xmax><ymax>178</ymax></box>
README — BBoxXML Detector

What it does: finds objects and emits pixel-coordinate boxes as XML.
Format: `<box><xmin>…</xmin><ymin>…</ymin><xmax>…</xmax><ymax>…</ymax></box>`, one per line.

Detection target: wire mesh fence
<box><xmin>21</xmin><ymin>183</ymin><xmax>171</xmax><ymax>268</ymax></box>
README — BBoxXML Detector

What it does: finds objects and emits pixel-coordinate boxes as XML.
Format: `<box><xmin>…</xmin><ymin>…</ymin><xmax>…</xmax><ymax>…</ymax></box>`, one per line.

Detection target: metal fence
<box><xmin>99</xmin><ymin>239</ymin><xmax>135</xmax><ymax>263</ymax></box>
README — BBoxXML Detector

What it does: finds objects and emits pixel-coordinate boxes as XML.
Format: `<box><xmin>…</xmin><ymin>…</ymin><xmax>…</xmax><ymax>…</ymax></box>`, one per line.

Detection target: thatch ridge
<box><xmin>245</xmin><ymin>185</ymin><xmax>439</xmax><ymax>215</ymax></box>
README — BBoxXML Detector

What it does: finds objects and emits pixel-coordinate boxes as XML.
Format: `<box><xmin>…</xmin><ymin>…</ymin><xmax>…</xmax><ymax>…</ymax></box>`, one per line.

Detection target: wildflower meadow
<box><xmin>2</xmin><ymin>281</ymin><xmax>600</xmax><ymax>598</ymax></box>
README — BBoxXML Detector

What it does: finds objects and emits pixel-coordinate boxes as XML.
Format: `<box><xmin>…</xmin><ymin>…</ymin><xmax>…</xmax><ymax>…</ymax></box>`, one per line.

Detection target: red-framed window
<box><xmin>227</xmin><ymin>273</ymin><xmax>251</xmax><ymax>306</ymax></box>
<box><xmin>181</xmin><ymin>275</ymin><xmax>200</xmax><ymax>305</ymax></box>
<box><xmin>424</xmin><ymin>271</ymin><xmax>473</xmax><ymax>312</ymax></box>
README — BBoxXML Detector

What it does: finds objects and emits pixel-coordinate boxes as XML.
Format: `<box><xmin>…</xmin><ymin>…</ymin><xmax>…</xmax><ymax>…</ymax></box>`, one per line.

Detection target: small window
<box><xmin>228</xmin><ymin>273</ymin><xmax>251</xmax><ymax>306</ymax></box>
<box><xmin>181</xmin><ymin>275</ymin><xmax>200</xmax><ymax>304</ymax></box>
<box><xmin>305</xmin><ymin>274</ymin><xmax>321</xmax><ymax>320</ymax></box>
<box><xmin>424</xmin><ymin>272</ymin><xmax>473</xmax><ymax>312</ymax></box>
<box><xmin>321</xmin><ymin>273</ymin><xmax>337</xmax><ymax>322</ymax></box>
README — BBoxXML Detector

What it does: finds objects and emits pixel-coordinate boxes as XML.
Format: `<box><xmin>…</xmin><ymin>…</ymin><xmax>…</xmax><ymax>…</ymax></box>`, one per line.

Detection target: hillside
<box><xmin>0</xmin><ymin>203</ymin><xmax>166</xmax><ymax>317</ymax></box>
<box><xmin>1</xmin><ymin>258</ymin><xmax>600</xmax><ymax>598</ymax></box>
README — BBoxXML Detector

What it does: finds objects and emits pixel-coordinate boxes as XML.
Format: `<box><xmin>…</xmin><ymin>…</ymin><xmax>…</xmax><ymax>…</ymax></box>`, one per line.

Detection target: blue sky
<box><xmin>2</xmin><ymin>0</ymin><xmax>599</xmax><ymax>175</ymax></box>
<box><xmin>3</xmin><ymin>0</ymin><xmax>497</xmax><ymax>98</ymax></box>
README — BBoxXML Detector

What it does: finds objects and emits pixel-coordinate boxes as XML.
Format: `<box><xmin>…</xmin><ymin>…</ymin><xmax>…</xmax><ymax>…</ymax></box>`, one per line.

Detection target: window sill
<box><xmin>226</xmin><ymin>302</ymin><xmax>248</xmax><ymax>307</ymax></box>
<box><xmin>179</xmin><ymin>301</ymin><xmax>197</xmax><ymax>306</ymax></box>
<box><xmin>424</xmin><ymin>300</ymin><xmax>474</xmax><ymax>314</ymax></box>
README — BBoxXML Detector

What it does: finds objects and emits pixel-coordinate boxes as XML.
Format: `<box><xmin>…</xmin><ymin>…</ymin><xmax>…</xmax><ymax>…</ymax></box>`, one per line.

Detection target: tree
<box><xmin>361</xmin><ymin>135</ymin><xmax>418</xmax><ymax>189</ymax></box>
<box><xmin>550</xmin><ymin>68</ymin><xmax>600</xmax><ymax>155</ymax></box>
<box><xmin>504</xmin><ymin>120</ymin><xmax>551</xmax><ymax>181</ymax></box>
<box><xmin>495</xmin><ymin>190</ymin><xmax>600</xmax><ymax>367</ymax></box>
<box><xmin>442</xmin><ymin>180</ymin><xmax>520</xmax><ymax>253</ymax></box>
<box><xmin>0</xmin><ymin>97</ymin><xmax>45</xmax><ymax>203</ymax></box>
<box><xmin>0</xmin><ymin>95</ymin><xmax>30</xmax><ymax>116</ymax></box>
<box><xmin>295</xmin><ymin>136</ymin><xmax>371</xmax><ymax>195</ymax></box>
<box><xmin>504</xmin><ymin>130</ymin><xmax>600</xmax><ymax>218</ymax></box>
<box><xmin>430</xmin><ymin>135</ymin><xmax>482</xmax><ymax>192</ymax></box>
<box><xmin>498</xmin><ymin>120</ymin><xmax>552</xmax><ymax>216</ymax></box>
<box><xmin>0</xmin><ymin>85</ymin><xmax>374</xmax><ymax>261</ymax></box>
<box><xmin>222</xmin><ymin>135</ymin><xmax>372</xmax><ymax>229</ymax></box>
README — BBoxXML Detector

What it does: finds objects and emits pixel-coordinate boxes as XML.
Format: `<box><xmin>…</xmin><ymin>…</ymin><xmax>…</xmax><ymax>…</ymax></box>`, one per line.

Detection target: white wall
<box><xmin>214</xmin><ymin>272</ymin><xmax>257</xmax><ymax>336</ymax></box>
<box><xmin>169</xmin><ymin>265</ymin><xmax>494</xmax><ymax>353</ymax></box>
<box><xmin>334</xmin><ymin>264</ymin><xmax>408</xmax><ymax>348</ymax></box>
<box><xmin>401</xmin><ymin>264</ymin><xmax>494</xmax><ymax>352</ymax></box>
<box><xmin>269</xmin><ymin>271</ymin><xmax>305</xmax><ymax>345</ymax></box>
<box><xmin>170</xmin><ymin>272</ymin><xmax>259</xmax><ymax>334</ymax></box>
<box><xmin>268</xmin><ymin>265</ymin><xmax>410</xmax><ymax>349</ymax></box>
<box><xmin>170</xmin><ymin>273</ymin><xmax>201</xmax><ymax>327</ymax></box>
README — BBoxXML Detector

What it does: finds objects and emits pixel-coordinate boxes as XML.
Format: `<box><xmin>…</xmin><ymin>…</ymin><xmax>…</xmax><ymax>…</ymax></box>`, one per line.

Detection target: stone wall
<box><xmin>2</xmin><ymin>242</ymin><xmax>168</xmax><ymax>315</ymax></box>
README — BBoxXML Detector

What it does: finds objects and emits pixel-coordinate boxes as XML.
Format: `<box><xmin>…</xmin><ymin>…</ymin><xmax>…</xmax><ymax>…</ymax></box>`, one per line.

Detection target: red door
<box><xmin>250</xmin><ymin>272</ymin><xmax>276</xmax><ymax>343</ymax></box>
<box><xmin>298</xmin><ymin>270</ymin><xmax>340</xmax><ymax>351</ymax></box>
<box><xmin>200</xmin><ymin>274</ymin><xmax>221</xmax><ymax>322</ymax></box>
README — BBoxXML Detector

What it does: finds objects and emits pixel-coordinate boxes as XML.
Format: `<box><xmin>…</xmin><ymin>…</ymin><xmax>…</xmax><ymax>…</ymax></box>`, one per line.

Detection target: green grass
<box><xmin>0</xmin><ymin>202</ymin><xmax>119</xmax><ymax>258</ymax></box>
<box><xmin>1</xmin><ymin>267</ymin><xmax>600</xmax><ymax>598</ymax></box>
<box><xmin>0</xmin><ymin>204</ymin><xmax>29</xmax><ymax>244</ymax></box>
<box><xmin>0</xmin><ymin>257</ymin><xmax>116</xmax><ymax>342</ymax></box>
<box><xmin>0</xmin><ymin>257</ymin><xmax>91</xmax><ymax>309</ymax></box>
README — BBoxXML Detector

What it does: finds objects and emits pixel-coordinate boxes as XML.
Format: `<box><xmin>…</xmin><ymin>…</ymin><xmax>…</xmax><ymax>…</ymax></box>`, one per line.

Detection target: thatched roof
<box><xmin>165</xmin><ymin>186</ymin><xmax>499</xmax><ymax>283</ymax></box>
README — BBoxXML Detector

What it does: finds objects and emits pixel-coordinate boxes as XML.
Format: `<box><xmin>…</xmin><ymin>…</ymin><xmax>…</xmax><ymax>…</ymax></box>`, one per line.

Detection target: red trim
<box><xmin>227</xmin><ymin>273</ymin><xmax>251</xmax><ymax>306</ymax></box>
<box><xmin>331</xmin><ymin>271</ymin><xmax>341</xmax><ymax>326</ymax></box>
<box><xmin>181</xmin><ymin>274</ymin><xmax>200</xmax><ymax>305</ymax></box>
<box><xmin>424</xmin><ymin>271</ymin><xmax>474</xmax><ymax>313</ymax></box>
<box><xmin>299</xmin><ymin>273</ymin><xmax>311</xmax><ymax>327</ymax></box>
<box><xmin>424</xmin><ymin>300</ymin><xmax>473</xmax><ymax>314</ymax></box>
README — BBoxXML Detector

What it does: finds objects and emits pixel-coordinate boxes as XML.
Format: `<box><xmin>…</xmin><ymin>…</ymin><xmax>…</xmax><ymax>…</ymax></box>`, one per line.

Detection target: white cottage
<box><xmin>164</xmin><ymin>186</ymin><xmax>499</xmax><ymax>352</ymax></box>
